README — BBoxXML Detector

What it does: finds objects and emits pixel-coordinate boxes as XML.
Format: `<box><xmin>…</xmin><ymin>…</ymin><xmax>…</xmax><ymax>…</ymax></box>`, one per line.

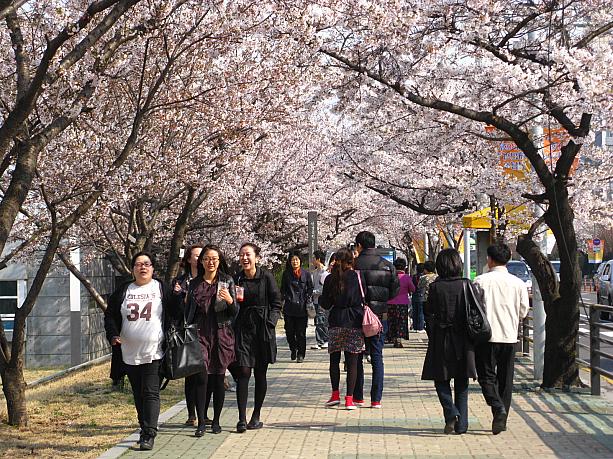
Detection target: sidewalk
<box><xmin>101</xmin><ymin>332</ymin><xmax>613</xmax><ymax>458</ymax></box>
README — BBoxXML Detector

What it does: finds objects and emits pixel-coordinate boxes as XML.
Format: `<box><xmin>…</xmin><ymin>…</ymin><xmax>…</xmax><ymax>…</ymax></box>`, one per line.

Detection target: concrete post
<box><xmin>463</xmin><ymin>229</ymin><xmax>471</xmax><ymax>279</ymax></box>
<box><xmin>69</xmin><ymin>248</ymin><xmax>82</xmax><ymax>367</ymax></box>
<box><xmin>532</xmin><ymin>272</ymin><xmax>546</xmax><ymax>380</ymax></box>
<box><xmin>307</xmin><ymin>211</ymin><xmax>318</xmax><ymax>267</ymax></box>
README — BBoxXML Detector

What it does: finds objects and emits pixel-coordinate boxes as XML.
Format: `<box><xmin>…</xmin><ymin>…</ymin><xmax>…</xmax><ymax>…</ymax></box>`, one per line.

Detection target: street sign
<box><xmin>588</xmin><ymin>238</ymin><xmax>604</xmax><ymax>264</ymax></box>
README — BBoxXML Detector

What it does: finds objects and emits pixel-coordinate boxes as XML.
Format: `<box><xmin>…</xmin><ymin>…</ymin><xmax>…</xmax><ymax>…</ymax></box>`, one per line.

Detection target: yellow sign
<box><xmin>486</xmin><ymin>126</ymin><xmax>531</xmax><ymax>179</ymax></box>
<box><xmin>462</xmin><ymin>205</ymin><xmax>530</xmax><ymax>230</ymax></box>
<box><xmin>543</xmin><ymin>128</ymin><xmax>579</xmax><ymax>176</ymax></box>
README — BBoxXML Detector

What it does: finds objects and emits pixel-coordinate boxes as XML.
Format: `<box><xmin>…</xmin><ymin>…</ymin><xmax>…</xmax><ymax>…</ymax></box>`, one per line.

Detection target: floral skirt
<box><xmin>388</xmin><ymin>304</ymin><xmax>409</xmax><ymax>340</ymax></box>
<box><xmin>328</xmin><ymin>327</ymin><xmax>365</xmax><ymax>354</ymax></box>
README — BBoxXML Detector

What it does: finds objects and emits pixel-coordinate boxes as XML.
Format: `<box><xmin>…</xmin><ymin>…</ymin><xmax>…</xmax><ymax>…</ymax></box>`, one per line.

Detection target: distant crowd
<box><xmin>104</xmin><ymin>231</ymin><xmax>528</xmax><ymax>451</ymax></box>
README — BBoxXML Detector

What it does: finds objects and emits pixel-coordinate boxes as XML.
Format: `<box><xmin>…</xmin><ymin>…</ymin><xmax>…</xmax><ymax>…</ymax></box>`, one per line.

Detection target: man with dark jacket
<box><xmin>353</xmin><ymin>231</ymin><xmax>400</xmax><ymax>408</ymax></box>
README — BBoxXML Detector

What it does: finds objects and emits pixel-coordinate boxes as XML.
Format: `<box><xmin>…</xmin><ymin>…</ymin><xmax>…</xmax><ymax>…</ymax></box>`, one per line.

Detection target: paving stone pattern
<box><xmin>115</xmin><ymin>332</ymin><xmax>613</xmax><ymax>458</ymax></box>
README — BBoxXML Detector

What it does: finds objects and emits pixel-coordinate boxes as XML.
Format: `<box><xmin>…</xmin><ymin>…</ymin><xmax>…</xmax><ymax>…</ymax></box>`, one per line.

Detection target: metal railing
<box><xmin>520</xmin><ymin>302</ymin><xmax>613</xmax><ymax>395</ymax></box>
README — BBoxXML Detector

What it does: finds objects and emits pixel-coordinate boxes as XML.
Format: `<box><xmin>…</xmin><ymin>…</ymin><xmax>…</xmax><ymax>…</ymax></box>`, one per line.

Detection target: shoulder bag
<box><xmin>356</xmin><ymin>270</ymin><xmax>383</xmax><ymax>337</ymax></box>
<box><xmin>463</xmin><ymin>279</ymin><xmax>492</xmax><ymax>344</ymax></box>
<box><xmin>160</xmin><ymin>286</ymin><xmax>205</xmax><ymax>387</ymax></box>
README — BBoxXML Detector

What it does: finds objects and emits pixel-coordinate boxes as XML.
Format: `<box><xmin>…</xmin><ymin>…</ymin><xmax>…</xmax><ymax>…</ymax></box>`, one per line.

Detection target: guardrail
<box><xmin>521</xmin><ymin>302</ymin><xmax>613</xmax><ymax>396</ymax></box>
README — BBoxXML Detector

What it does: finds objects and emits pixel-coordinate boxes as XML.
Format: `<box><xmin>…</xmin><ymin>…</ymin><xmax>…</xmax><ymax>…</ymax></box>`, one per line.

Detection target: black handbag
<box><xmin>463</xmin><ymin>280</ymin><xmax>492</xmax><ymax>344</ymax></box>
<box><xmin>160</xmin><ymin>322</ymin><xmax>204</xmax><ymax>380</ymax></box>
<box><xmin>160</xmin><ymin>291</ymin><xmax>205</xmax><ymax>386</ymax></box>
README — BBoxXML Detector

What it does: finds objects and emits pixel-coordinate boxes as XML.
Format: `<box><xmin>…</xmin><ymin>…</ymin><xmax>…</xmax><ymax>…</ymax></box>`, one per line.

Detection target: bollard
<box><xmin>522</xmin><ymin>316</ymin><xmax>530</xmax><ymax>356</ymax></box>
<box><xmin>532</xmin><ymin>275</ymin><xmax>546</xmax><ymax>380</ymax></box>
<box><xmin>589</xmin><ymin>305</ymin><xmax>600</xmax><ymax>396</ymax></box>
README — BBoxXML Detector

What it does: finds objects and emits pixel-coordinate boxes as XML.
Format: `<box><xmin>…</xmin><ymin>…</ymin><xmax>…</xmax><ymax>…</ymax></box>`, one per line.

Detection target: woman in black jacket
<box><xmin>281</xmin><ymin>252</ymin><xmax>314</xmax><ymax>363</ymax></box>
<box><xmin>183</xmin><ymin>244</ymin><xmax>237</xmax><ymax>436</ymax></box>
<box><xmin>104</xmin><ymin>252</ymin><xmax>180</xmax><ymax>451</ymax></box>
<box><xmin>421</xmin><ymin>249</ymin><xmax>478</xmax><ymax>435</ymax></box>
<box><xmin>233</xmin><ymin>242</ymin><xmax>283</xmax><ymax>433</ymax></box>
<box><xmin>319</xmin><ymin>248</ymin><xmax>365</xmax><ymax>410</ymax></box>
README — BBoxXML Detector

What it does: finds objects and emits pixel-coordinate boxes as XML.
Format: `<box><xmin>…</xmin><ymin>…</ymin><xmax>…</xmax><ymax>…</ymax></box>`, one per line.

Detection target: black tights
<box><xmin>203</xmin><ymin>374</ymin><xmax>226</xmax><ymax>425</ymax></box>
<box><xmin>330</xmin><ymin>352</ymin><xmax>359</xmax><ymax>397</ymax></box>
<box><xmin>185</xmin><ymin>370</ymin><xmax>208</xmax><ymax>429</ymax></box>
<box><xmin>234</xmin><ymin>364</ymin><xmax>268</xmax><ymax>423</ymax></box>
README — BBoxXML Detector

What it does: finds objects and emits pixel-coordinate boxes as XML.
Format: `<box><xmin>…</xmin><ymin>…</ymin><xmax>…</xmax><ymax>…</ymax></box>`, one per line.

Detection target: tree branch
<box><xmin>56</xmin><ymin>251</ymin><xmax>108</xmax><ymax>311</ymax></box>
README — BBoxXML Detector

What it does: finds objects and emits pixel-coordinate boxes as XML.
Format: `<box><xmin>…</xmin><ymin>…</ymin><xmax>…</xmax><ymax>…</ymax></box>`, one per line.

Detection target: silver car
<box><xmin>507</xmin><ymin>260</ymin><xmax>532</xmax><ymax>295</ymax></box>
<box><xmin>595</xmin><ymin>260</ymin><xmax>613</xmax><ymax>306</ymax></box>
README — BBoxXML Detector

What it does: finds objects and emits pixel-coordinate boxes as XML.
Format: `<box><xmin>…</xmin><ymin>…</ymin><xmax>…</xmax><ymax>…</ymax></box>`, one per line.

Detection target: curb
<box><xmin>28</xmin><ymin>354</ymin><xmax>111</xmax><ymax>389</ymax></box>
<box><xmin>97</xmin><ymin>400</ymin><xmax>187</xmax><ymax>459</ymax></box>
<box><xmin>96</xmin><ymin>333</ymin><xmax>291</xmax><ymax>458</ymax></box>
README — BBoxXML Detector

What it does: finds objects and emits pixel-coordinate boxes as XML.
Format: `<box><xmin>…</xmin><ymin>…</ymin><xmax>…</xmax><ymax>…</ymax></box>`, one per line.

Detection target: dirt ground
<box><xmin>0</xmin><ymin>362</ymin><xmax>184</xmax><ymax>458</ymax></box>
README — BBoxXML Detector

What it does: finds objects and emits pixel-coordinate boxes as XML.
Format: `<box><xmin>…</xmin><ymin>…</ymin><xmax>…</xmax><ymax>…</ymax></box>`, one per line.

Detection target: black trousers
<box><xmin>284</xmin><ymin>316</ymin><xmax>307</xmax><ymax>357</ymax></box>
<box><xmin>125</xmin><ymin>359</ymin><xmax>161</xmax><ymax>437</ymax></box>
<box><xmin>475</xmin><ymin>342</ymin><xmax>515</xmax><ymax>415</ymax></box>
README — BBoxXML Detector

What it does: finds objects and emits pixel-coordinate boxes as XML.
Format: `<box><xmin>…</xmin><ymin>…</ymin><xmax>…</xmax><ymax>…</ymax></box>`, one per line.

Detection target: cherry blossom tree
<box><xmin>286</xmin><ymin>0</ymin><xmax>613</xmax><ymax>387</ymax></box>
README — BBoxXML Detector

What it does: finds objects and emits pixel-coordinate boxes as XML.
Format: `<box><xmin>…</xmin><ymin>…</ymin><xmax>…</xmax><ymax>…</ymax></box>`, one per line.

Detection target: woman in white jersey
<box><xmin>105</xmin><ymin>252</ymin><xmax>179</xmax><ymax>451</ymax></box>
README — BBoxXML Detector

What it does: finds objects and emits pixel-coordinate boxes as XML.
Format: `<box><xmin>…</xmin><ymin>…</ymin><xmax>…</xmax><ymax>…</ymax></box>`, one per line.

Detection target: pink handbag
<box><xmin>356</xmin><ymin>270</ymin><xmax>383</xmax><ymax>337</ymax></box>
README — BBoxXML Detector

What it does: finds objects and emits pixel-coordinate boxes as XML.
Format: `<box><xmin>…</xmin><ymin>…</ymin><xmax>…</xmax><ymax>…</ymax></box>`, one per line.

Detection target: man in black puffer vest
<box><xmin>353</xmin><ymin>231</ymin><xmax>400</xmax><ymax>408</ymax></box>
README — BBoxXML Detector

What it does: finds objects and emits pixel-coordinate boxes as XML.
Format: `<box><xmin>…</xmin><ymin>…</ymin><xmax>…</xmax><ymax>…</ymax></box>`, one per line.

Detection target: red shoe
<box><xmin>325</xmin><ymin>391</ymin><xmax>340</xmax><ymax>407</ymax></box>
<box><xmin>345</xmin><ymin>396</ymin><xmax>357</xmax><ymax>410</ymax></box>
<box><xmin>353</xmin><ymin>399</ymin><xmax>364</xmax><ymax>406</ymax></box>
<box><xmin>371</xmin><ymin>401</ymin><xmax>382</xmax><ymax>409</ymax></box>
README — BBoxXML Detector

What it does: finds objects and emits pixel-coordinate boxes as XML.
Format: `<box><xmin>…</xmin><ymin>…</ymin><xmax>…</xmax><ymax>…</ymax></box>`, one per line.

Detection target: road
<box><xmin>579</xmin><ymin>292</ymin><xmax>613</xmax><ymax>379</ymax></box>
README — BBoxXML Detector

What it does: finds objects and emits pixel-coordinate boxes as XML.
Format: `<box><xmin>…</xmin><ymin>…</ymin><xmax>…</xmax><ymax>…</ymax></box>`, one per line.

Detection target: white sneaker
<box><xmin>321</xmin><ymin>342</ymin><xmax>328</xmax><ymax>349</ymax></box>
<box><xmin>311</xmin><ymin>344</ymin><xmax>321</xmax><ymax>350</ymax></box>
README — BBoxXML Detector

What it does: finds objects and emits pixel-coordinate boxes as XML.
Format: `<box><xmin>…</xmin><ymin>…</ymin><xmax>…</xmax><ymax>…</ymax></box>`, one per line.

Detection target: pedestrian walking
<box><xmin>410</xmin><ymin>263</ymin><xmax>424</xmax><ymax>330</ymax></box>
<box><xmin>353</xmin><ymin>231</ymin><xmax>400</xmax><ymax>409</ymax></box>
<box><xmin>414</xmin><ymin>261</ymin><xmax>437</xmax><ymax>333</ymax></box>
<box><xmin>104</xmin><ymin>252</ymin><xmax>180</xmax><ymax>451</ymax></box>
<box><xmin>319</xmin><ymin>248</ymin><xmax>365</xmax><ymax>410</ymax></box>
<box><xmin>421</xmin><ymin>249</ymin><xmax>478</xmax><ymax>434</ymax></box>
<box><xmin>473</xmin><ymin>244</ymin><xmax>529</xmax><ymax>434</ymax></box>
<box><xmin>387</xmin><ymin>258</ymin><xmax>415</xmax><ymax>347</ymax></box>
<box><xmin>183</xmin><ymin>244</ymin><xmax>237</xmax><ymax>436</ymax></box>
<box><xmin>281</xmin><ymin>252</ymin><xmax>314</xmax><ymax>363</ymax></box>
<box><xmin>232</xmin><ymin>242</ymin><xmax>283</xmax><ymax>433</ymax></box>
<box><xmin>311</xmin><ymin>250</ymin><xmax>330</xmax><ymax>350</ymax></box>
<box><xmin>172</xmin><ymin>244</ymin><xmax>203</xmax><ymax>427</ymax></box>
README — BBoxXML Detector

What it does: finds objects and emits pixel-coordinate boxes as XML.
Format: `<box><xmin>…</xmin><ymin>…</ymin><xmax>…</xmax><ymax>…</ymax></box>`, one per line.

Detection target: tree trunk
<box><xmin>542</xmin><ymin>186</ymin><xmax>581</xmax><ymax>388</ymax></box>
<box><xmin>1</xmin><ymin>356</ymin><xmax>28</xmax><ymax>426</ymax></box>
<box><xmin>517</xmin><ymin>184</ymin><xmax>581</xmax><ymax>388</ymax></box>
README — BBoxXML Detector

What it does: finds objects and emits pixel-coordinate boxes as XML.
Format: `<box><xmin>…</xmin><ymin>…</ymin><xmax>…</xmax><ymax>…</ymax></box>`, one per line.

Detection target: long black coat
<box><xmin>421</xmin><ymin>277</ymin><xmax>478</xmax><ymax>381</ymax></box>
<box><xmin>233</xmin><ymin>267</ymin><xmax>283</xmax><ymax>367</ymax></box>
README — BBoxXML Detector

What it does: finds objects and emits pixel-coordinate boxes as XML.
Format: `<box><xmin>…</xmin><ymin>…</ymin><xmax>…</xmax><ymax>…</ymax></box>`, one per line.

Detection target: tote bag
<box><xmin>160</xmin><ymin>290</ymin><xmax>205</xmax><ymax>386</ymax></box>
<box><xmin>356</xmin><ymin>270</ymin><xmax>383</xmax><ymax>337</ymax></box>
<box><xmin>463</xmin><ymin>280</ymin><xmax>492</xmax><ymax>344</ymax></box>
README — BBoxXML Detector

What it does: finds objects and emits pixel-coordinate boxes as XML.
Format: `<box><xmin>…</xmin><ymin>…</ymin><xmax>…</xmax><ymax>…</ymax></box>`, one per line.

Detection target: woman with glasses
<box><xmin>104</xmin><ymin>252</ymin><xmax>179</xmax><ymax>451</ymax></box>
<box><xmin>172</xmin><ymin>244</ymin><xmax>203</xmax><ymax>427</ymax></box>
<box><xmin>232</xmin><ymin>242</ymin><xmax>283</xmax><ymax>433</ymax></box>
<box><xmin>183</xmin><ymin>244</ymin><xmax>237</xmax><ymax>436</ymax></box>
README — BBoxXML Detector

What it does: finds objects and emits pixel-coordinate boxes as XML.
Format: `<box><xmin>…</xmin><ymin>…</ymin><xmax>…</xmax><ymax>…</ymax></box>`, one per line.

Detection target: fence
<box><xmin>521</xmin><ymin>302</ymin><xmax>613</xmax><ymax>395</ymax></box>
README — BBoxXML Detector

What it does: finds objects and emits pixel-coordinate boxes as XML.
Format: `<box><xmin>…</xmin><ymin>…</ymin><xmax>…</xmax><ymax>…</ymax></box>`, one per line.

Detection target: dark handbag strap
<box><xmin>184</xmin><ymin>282</ymin><xmax>199</xmax><ymax>325</ymax></box>
<box><xmin>355</xmin><ymin>270</ymin><xmax>367</xmax><ymax>307</ymax></box>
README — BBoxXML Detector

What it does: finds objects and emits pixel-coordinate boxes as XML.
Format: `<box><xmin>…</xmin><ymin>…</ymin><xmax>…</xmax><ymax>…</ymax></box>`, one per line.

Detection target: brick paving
<box><xmin>101</xmin><ymin>331</ymin><xmax>613</xmax><ymax>458</ymax></box>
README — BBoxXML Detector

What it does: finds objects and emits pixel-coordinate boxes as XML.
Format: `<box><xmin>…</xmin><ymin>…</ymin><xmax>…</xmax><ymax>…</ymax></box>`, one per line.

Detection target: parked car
<box><xmin>595</xmin><ymin>260</ymin><xmax>613</xmax><ymax>307</ymax></box>
<box><xmin>507</xmin><ymin>260</ymin><xmax>532</xmax><ymax>295</ymax></box>
<box><xmin>550</xmin><ymin>260</ymin><xmax>561</xmax><ymax>281</ymax></box>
